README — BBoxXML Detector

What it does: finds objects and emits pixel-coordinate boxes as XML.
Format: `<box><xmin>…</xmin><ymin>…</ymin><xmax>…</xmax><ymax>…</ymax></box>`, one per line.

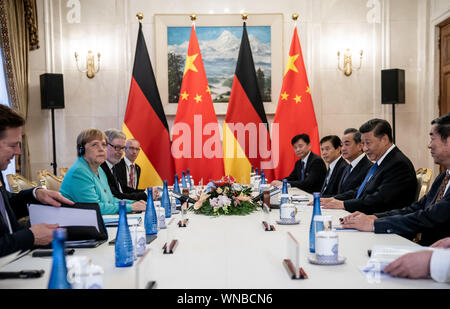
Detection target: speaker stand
<box><xmin>392</xmin><ymin>103</ymin><xmax>396</xmax><ymax>144</ymax></box>
<box><xmin>50</xmin><ymin>108</ymin><xmax>57</xmax><ymax>175</ymax></box>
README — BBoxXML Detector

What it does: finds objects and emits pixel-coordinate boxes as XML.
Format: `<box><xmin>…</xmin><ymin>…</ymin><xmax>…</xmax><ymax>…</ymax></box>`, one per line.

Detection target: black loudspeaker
<box><xmin>40</xmin><ymin>73</ymin><xmax>65</xmax><ymax>109</ymax></box>
<box><xmin>381</xmin><ymin>69</ymin><xmax>405</xmax><ymax>104</ymax></box>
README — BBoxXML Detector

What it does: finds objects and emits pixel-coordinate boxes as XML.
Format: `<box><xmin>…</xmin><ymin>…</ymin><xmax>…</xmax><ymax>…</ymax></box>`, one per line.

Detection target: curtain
<box><xmin>0</xmin><ymin>0</ymin><xmax>39</xmax><ymax>179</ymax></box>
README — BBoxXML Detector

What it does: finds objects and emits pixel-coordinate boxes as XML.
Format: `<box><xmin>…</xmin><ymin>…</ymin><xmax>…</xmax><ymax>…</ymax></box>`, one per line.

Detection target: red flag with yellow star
<box><xmin>273</xmin><ymin>26</ymin><xmax>320</xmax><ymax>180</ymax></box>
<box><xmin>172</xmin><ymin>25</ymin><xmax>224</xmax><ymax>183</ymax></box>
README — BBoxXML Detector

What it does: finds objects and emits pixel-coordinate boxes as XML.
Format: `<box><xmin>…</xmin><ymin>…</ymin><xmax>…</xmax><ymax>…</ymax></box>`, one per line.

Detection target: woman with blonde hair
<box><xmin>60</xmin><ymin>128</ymin><xmax>146</xmax><ymax>214</ymax></box>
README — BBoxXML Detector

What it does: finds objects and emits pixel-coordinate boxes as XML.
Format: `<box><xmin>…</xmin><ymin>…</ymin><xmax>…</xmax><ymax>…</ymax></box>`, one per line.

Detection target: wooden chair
<box><xmin>37</xmin><ymin>170</ymin><xmax>63</xmax><ymax>192</ymax></box>
<box><xmin>5</xmin><ymin>174</ymin><xmax>38</xmax><ymax>194</ymax></box>
<box><xmin>413</xmin><ymin>168</ymin><xmax>433</xmax><ymax>244</ymax></box>
<box><xmin>415</xmin><ymin>168</ymin><xmax>433</xmax><ymax>202</ymax></box>
<box><xmin>59</xmin><ymin>167</ymin><xmax>69</xmax><ymax>178</ymax></box>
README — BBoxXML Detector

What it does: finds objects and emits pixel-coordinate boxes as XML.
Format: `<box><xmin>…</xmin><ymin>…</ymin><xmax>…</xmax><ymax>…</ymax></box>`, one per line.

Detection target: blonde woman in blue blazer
<box><xmin>60</xmin><ymin>129</ymin><xmax>146</xmax><ymax>215</ymax></box>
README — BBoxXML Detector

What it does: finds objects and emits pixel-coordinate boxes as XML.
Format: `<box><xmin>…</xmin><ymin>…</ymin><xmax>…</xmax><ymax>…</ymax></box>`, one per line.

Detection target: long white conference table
<box><xmin>0</xmin><ymin>188</ymin><xmax>448</xmax><ymax>289</ymax></box>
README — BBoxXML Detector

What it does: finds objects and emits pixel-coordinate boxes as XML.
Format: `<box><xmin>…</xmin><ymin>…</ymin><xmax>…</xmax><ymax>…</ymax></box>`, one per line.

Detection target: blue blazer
<box><xmin>60</xmin><ymin>157</ymin><xmax>133</xmax><ymax>215</ymax></box>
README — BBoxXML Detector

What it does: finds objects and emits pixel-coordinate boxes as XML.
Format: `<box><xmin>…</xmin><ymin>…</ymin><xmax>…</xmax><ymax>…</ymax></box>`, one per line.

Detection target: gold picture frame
<box><xmin>154</xmin><ymin>13</ymin><xmax>284</xmax><ymax>116</ymax></box>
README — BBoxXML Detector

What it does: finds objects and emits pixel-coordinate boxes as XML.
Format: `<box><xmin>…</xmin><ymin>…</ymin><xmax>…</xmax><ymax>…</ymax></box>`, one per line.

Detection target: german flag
<box><xmin>123</xmin><ymin>22</ymin><xmax>175</xmax><ymax>187</ymax></box>
<box><xmin>223</xmin><ymin>22</ymin><xmax>274</xmax><ymax>184</ymax></box>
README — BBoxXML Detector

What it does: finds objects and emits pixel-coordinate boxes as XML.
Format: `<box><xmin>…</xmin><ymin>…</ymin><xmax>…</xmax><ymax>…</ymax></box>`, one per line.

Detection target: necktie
<box><xmin>435</xmin><ymin>173</ymin><xmax>450</xmax><ymax>202</ymax></box>
<box><xmin>321</xmin><ymin>168</ymin><xmax>331</xmax><ymax>194</ymax></box>
<box><xmin>300</xmin><ymin>160</ymin><xmax>305</xmax><ymax>181</ymax></box>
<box><xmin>0</xmin><ymin>188</ymin><xmax>12</xmax><ymax>234</ymax></box>
<box><xmin>342</xmin><ymin>164</ymin><xmax>352</xmax><ymax>184</ymax></box>
<box><xmin>356</xmin><ymin>163</ymin><xmax>378</xmax><ymax>198</ymax></box>
<box><xmin>129</xmin><ymin>164</ymin><xmax>135</xmax><ymax>189</ymax></box>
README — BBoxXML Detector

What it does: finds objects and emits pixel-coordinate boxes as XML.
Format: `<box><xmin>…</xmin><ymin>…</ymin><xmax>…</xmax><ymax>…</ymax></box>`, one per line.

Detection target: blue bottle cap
<box><xmin>119</xmin><ymin>200</ymin><xmax>126</xmax><ymax>207</ymax></box>
<box><xmin>282</xmin><ymin>179</ymin><xmax>287</xmax><ymax>183</ymax></box>
<box><xmin>147</xmin><ymin>187</ymin><xmax>152</xmax><ymax>194</ymax></box>
<box><xmin>163</xmin><ymin>180</ymin><xmax>168</xmax><ymax>185</ymax></box>
<box><xmin>313</xmin><ymin>192</ymin><xmax>320</xmax><ymax>198</ymax></box>
<box><xmin>53</xmin><ymin>228</ymin><xmax>67</xmax><ymax>240</ymax></box>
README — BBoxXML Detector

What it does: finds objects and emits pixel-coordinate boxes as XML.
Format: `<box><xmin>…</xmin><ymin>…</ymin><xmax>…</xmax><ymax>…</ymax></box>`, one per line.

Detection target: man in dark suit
<box><xmin>0</xmin><ymin>105</ymin><xmax>73</xmax><ymax>257</ymax></box>
<box><xmin>271</xmin><ymin>134</ymin><xmax>327</xmax><ymax>193</ymax></box>
<box><xmin>114</xmin><ymin>139</ymin><xmax>142</xmax><ymax>191</ymax></box>
<box><xmin>319</xmin><ymin>135</ymin><xmax>348</xmax><ymax>197</ymax></box>
<box><xmin>321</xmin><ymin>119</ymin><xmax>416</xmax><ymax>214</ymax></box>
<box><xmin>338</xmin><ymin>128</ymin><xmax>372</xmax><ymax>194</ymax></box>
<box><xmin>101</xmin><ymin>130</ymin><xmax>147</xmax><ymax>201</ymax></box>
<box><xmin>341</xmin><ymin>114</ymin><xmax>450</xmax><ymax>247</ymax></box>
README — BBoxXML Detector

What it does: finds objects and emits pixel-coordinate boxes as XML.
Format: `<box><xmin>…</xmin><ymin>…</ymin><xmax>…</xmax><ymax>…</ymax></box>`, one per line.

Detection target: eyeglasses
<box><xmin>127</xmin><ymin>146</ymin><xmax>141</xmax><ymax>152</ymax></box>
<box><xmin>108</xmin><ymin>143</ymin><xmax>126</xmax><ymax>151</ymax></box>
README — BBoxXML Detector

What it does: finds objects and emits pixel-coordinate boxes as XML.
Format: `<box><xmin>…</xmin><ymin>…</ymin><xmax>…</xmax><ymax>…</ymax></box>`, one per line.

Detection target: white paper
<box><xmin>28</xmin><ymin>204</ymin><xmax>99</xmax><ymax>232</ymax></box>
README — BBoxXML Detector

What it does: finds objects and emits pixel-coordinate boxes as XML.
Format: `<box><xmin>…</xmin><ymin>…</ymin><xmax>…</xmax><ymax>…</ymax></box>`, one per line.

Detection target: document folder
<box><xmin>29</xmin><ymin>203</ymin><xmax>108</xmax><ymax>248</ymax></box>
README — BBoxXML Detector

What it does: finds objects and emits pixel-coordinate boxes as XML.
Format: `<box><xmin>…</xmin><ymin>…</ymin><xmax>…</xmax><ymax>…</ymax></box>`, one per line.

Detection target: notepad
<box><xmin>102</xmin><ymin>216</ymin><xmax>142</xmax><ymax>227</ymax></box>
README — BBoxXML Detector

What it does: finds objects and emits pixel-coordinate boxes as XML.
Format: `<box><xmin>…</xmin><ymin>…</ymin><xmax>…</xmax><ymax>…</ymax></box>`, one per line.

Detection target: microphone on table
<box><xmin>251</xmin><ymin>186</ymin><xmax>281</xmax><ymax>203</ymax></box>
<box><xmin>170</xmin><ymin>190</ymin><xmax>197</xmax><ymax>204</ymax></box>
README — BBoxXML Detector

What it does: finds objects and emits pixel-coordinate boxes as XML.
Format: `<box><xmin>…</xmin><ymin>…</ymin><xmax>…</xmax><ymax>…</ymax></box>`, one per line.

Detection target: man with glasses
<box><xmin>100</xmin><ymin>130</ymin><xmax>147</xmax><ymax>201</ymax></box>
<box><xmin>114</xmin><ymin>139</ymin><xmax>142</xmax><ymax>191</ymax></box>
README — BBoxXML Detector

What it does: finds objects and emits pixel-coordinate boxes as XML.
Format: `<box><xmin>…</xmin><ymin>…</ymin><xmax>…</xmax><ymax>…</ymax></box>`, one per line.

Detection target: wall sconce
<box><xmin>337</xmin><ymin>49</ymin><xmax>363</xmax><ymax>76</ymax></box>
<box><xmin>74</xmin><ymin>50</ymin><xmax>101</xmax><ymax>78</ymax></box>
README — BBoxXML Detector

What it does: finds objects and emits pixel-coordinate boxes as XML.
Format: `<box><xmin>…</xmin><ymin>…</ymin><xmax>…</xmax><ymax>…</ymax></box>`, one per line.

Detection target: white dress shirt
<box><xmin>430</xmin><ymin>249</ymin><xmax>450</xmax><ymax>283</ymax></box>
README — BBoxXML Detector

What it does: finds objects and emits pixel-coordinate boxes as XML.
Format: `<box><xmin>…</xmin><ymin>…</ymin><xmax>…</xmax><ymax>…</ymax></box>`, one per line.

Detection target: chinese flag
<box><xmin>123</xmin><ymin>22</ymin><xmax>175</xmax><ymax>187</ymax></box>
<box><xmin>273</xmin><ymin>26</ymin><xmax>320</xmax><ymax>180</ymax></box>
<box><xmin>172</xmin><ymin>25</ymin><xmax>224</xmax><ymax>183</ymax></box>
<box><xmin>223</xmin><ymin>22</ymin><xmax>274</xmax><ymax>184</ymax></box>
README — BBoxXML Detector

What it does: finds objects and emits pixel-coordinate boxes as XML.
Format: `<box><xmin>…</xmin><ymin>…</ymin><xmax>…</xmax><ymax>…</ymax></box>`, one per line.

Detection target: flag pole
<box><xmin>190</xmin><ymin>14</ymin><xmax>196</xmax><ymax>28</ymax></box>
<box><xmin>292</xmin><ymin>12</ymin><xmax>299</xmax><ymax>27</ymax></box>
<box><xmin>136</xmin><ymin>12</ymin><xmax>143</xmax><ymax>21</ymax></box>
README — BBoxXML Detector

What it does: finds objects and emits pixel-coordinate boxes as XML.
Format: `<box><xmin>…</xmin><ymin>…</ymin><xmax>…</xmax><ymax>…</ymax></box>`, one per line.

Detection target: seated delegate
<box><xmin>60</xmin><ymin>128</ymin><xmax>146</xmax><ymax>215</ymax></box>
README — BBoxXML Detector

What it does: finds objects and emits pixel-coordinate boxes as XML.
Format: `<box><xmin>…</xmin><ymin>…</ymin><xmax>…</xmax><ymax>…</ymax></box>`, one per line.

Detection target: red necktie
<box><xmin>129</xmin><ymin>164</ymin><xmax>135</xmax><ymax>189</ymax></box>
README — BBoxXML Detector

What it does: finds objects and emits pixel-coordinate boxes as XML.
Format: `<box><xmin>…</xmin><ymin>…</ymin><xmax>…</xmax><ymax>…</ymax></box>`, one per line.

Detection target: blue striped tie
<box><xmin>356</xmin><ymin>163</ymin><xmax>378</xmax><ymax>198</ymax></box>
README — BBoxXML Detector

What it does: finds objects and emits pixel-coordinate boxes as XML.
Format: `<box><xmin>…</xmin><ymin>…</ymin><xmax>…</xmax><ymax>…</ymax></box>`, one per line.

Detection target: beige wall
<box><xmin>26</xmin><ymin>0</ymin><xmax>450</xmax><ymax>181</ymax></box>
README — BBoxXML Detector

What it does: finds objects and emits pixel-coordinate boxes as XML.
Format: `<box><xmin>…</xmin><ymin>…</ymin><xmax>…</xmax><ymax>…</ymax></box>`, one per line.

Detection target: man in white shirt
<box><xmin>338</xmin><ymin>128</ymin><xmax>372</xmax><ymax>194</ymax></box>
<box><xmin>100</xmin><ymin>130</ymin><xmax>147</xmax><ymax>201</ymax></box>
<box><xmin>123</xmin><ymin>139</ymin><xmax>141</xmax><ymax>190</ymax></box>
<box><xmin>320</xmin><ymin>119</ymin><xmax>417</xmax><ymax>214</ymax></box>
<box><xmin>341</xmin><ymin>114</ymin><xmax>450</xmax><ymax>246</ymax></box>
<box><xmin>319</xmin><ymin>135</ymin><xmax>348</xmax><ymax>197</ymax></box>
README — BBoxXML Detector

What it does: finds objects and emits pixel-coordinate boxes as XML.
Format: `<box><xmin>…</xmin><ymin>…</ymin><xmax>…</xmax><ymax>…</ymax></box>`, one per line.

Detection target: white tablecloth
<box><xmin>0</xmin><ymin>188</ymin><xmax>448</xmax><ymax>289</ymax></box>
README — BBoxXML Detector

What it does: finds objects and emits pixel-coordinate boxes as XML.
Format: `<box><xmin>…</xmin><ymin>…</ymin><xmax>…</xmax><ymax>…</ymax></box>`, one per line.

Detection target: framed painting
<box><xmin>154</xmin><ymin>13</ymin><xmax>284</xmax><ymax>115</ymax></box>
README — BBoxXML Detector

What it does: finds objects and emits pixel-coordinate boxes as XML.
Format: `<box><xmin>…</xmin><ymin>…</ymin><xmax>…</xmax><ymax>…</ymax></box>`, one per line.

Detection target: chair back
<box><xmin>6</xmin><ymin>174</ymin><xmax>37</xmax><ymax>193</ymax></box>
<box><xmin>415</xmin><ymin>168</ymin><xmax>433</xmax><ymax>202</ymax></box>
<box><xmin>59</xmin><ymin>167</ymin><xmax>68</xmax><ymax>178</ymax></box>
<box><xmin>37</xmin><ymin>170</ymin><xmax>63</xmax><ymax>191</ymax></box>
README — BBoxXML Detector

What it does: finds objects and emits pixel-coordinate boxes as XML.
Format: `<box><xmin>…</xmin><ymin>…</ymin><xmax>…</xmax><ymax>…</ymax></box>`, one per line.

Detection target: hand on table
<box><xmin>340</xmin><ymin>213</ymin><xmax>377</xmax><ymax>231</ymax></box>
<box><xmin>30</xmin><ymin>223</ymin><xmax>59</xmax><ymax>246</ymax></box>
<box><xmin>320</xmin><ymin>197</ymin><xmax>345</xmax><ymax>210</ymax></box>
<box><xmin>35</xmin><ymin>188</ymin><xmax>74</xmax><ymax>207</ymax></box>
<box><xmin>131</xmin><ymin>200</ymin><xmax>146</xmax><ymax>211</ymax></box>
<box><xmin>430</xmin><ymin>237</ymin><xmax>450</xmax><ymax>248</ymax></box>
<box><xmin>384</xmin><ymin>250</ymin><xmax>432</xmax><ymax>279</ymax></box>
<box><xmin>271</xmin><ymin>180</ymin><xmax>282</xmax><ymax>187</ymax></box>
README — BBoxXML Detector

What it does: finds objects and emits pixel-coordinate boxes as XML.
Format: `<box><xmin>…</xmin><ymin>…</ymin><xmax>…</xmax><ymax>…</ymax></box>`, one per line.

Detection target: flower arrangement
<box><xmin>191</xmin><ymin>176</ymin><xmax>257</xmax><ymax>216</ymax></box>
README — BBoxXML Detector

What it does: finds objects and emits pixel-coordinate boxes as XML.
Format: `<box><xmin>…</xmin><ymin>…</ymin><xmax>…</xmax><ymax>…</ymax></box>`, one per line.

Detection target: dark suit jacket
<box><xmin>337</xmin><ymin>155</ymin><xmax>372</xmax><ymax>194</ymax></box>
<box><xmin>100</xmin><ymin>162</ymin><xmax>147</xmax><ymax>201</ymax></box>
<box><xmin>114</xmin><ymin>158</ymin><xmax>142</xmax><ymax>191</ymax></box>
<box><xmin>321</xmin><ymin>157</ymin><xmax>349</xmax><ymax>197</ymax></box>
<box><xmin>0</xmin><ymin>177</ymin><xmax>36</xmax><ymax>257</ymax></box>
<box><xmin>334</xmin><ymin>146</ymin><xmax>416</xmax><ymax>214</ymax></box>
<box><xmin>374</xmin><ymin>172</ymin><xmax>450</xmax><ymax>246</ymax></box>
<box><xmin>286</xmin><ymin>152</ymin><xmax>327</xmax><ymax>194</ymax></box>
